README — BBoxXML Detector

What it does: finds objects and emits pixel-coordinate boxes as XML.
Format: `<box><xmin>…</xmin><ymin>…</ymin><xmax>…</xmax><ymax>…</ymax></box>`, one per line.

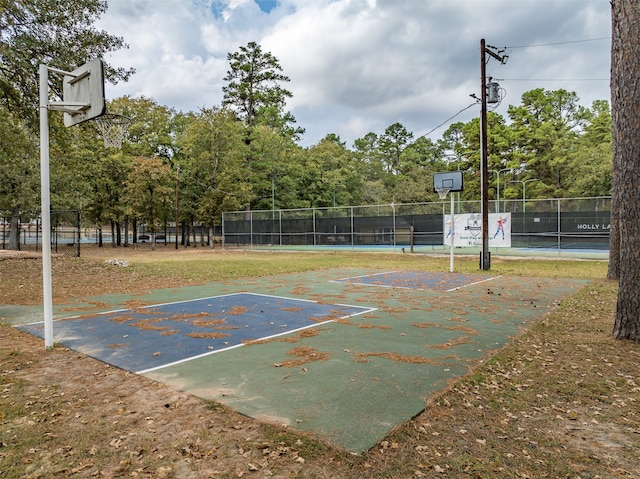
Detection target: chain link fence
<box><xmin>222</xmin><ymin>197</ymin><xmax>611</xmax><ymax>256</ymax></box>
<box><xmin>1</xmin><ymin>210</ymin><xmax>81</xmax><ymax>256</ymax></box>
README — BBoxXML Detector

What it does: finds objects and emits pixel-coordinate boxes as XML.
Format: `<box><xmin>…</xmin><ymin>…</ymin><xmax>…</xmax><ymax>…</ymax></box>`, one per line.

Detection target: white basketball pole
<box><xmin>449</xmin><ymin>193</ymin><xmax>455</xmax><ymax>273</ymax></box>
<box><xmin>39</xmin><ymin>64</ymin><xmax>54</xmax><ymax>349</ymax></box>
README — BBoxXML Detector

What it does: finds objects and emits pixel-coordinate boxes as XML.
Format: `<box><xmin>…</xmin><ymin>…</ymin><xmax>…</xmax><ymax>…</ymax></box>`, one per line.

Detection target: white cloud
<box><xmin>96</xmin><ymin>0</ymin><xmax>611</xmax><ymax>146</ymax></box>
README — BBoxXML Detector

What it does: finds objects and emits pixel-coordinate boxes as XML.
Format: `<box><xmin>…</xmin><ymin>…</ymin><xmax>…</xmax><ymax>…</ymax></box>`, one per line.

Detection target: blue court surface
<box><xmin>17</xmin><ymin>292</ymin><xmax>373</xmax><ymax>373</ymax></box>
<box><xmin>333</xmin><ymin>270</ymin><xmax>498</xmax><ymax>292</ymax></box>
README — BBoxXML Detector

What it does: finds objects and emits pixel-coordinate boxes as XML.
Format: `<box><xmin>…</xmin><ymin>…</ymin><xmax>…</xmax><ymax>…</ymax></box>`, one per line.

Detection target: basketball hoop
<box><xmin>94</xmin><ymin>113</ymin><xmax>131</xmax><ymax>148</ymax></box>
<box><xmin>435</xmin><ymin>187</ymin><xmax>451</xmax><ymax>200</ymax></box>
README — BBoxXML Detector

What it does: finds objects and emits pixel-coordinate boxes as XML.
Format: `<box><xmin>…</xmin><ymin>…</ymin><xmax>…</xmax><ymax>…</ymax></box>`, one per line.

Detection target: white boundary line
<box><xmin>445</xmin><ymin>275</ymin><xmax>502</xmax><ymax>292</ymax></box>
<box><xmin>136</xmin><ymin>304</ymin><xmax>377</xmax><ymax>375</ymax></box>
<box><xmin>17</xmin><ymin>291</ymin><xmax>376</xmax><ymax>375</ymax></box>
<box><xmin>14</xmin><ymin>291</ymin><xmax>254</xmax><ymax>326</ymax></box>
<box><xmin>331</xmin><ymin>270</ymin><xmax>397</xmax><ymax>282</ymax></box>
<box><xmin>331</xmin><ymin>271</ymin><xmax>502</xmax><ymax>293</ymax></box>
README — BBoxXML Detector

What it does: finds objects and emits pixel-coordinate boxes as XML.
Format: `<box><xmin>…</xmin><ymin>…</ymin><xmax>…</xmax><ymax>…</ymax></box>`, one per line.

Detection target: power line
<box><xmin>505</xmin><ymin>36</ymin><xmax>610</xmax><ymax>49</ymax></box>
<box><xmin>502</xmin><ymin>77</ymin><xmax>609</xmax><ymax>82</ymax></box>
<box><xmin>421</xmin><ymin>102</ymin><xmax>478</xmax><ymax>138</ymax></box>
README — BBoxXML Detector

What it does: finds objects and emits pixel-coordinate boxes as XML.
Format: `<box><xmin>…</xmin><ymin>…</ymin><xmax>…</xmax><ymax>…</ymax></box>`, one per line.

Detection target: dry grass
<box><xmin>1</xmin><ymin>247</ymin><xmax>638</xmax><ymax>478</ymax></box>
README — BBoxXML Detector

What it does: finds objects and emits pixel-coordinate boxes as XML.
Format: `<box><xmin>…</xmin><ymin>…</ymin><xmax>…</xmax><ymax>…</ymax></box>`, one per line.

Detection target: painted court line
<box><xmin>17</xmin><ymin>292</ymin><xmax>376</xmax><ymax>376</ymax></box>
<box><xmin>332</xmin><ymin>271</ymin><xmax>501</xmax><ymax>292</ymax></box>
<box><xmin>135</xmin><ymin>319</ymin><xmax>337</xmax><ymax>375</ymax></box>
<box><xmin>137</xmin><ymin>295</ymin><xmax>377</xmax><ymax>375</ymax></box>
<box><xmin>16</xmin><ymin>291</ymin><xmax>256</xmax><ymax>326</ymax></box>
<box><xmin>445</xmin><ymin>275</ymin><xmax>501</xmax><ymax>292</ymax></box>
<box><xmin>332</xmin><ymin>270</ymin><xmax>397</xmax><ymax>282</ymax></box>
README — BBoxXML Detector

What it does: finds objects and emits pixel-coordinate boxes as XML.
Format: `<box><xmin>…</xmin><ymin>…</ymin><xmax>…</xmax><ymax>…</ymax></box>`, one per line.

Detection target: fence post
<box><xmin>392</xmin><ymin>204</ymin><xmax>396</xmax><ymax>248</ymax></box>
<box><xmin>350</xmin><ymin>206</ymin><xmax>354</xmax><ymax>247</ymax></box>
<box><xmin>221</xmin><ymin>212</ymin><xmax>226</xmax><ymax>249</ymax></box>
<box><xmin>76</xmin><ymin>210</ymin><xmax>81</xmax><ymax>257</ymax></box>
<box><xmin>557</xmin><ymin>199</ymin><xmax>561</xmax><ymax>256</ymax></box>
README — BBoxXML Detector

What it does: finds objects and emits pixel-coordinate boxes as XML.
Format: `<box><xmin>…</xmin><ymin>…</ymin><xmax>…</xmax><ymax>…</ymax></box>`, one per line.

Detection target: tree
<box><xmin>507</xmin><ymin>89</ymin><xmax>588</xmax><ymax>196</ymax></box>
<box><xmin>0</xmin><ymin>106</ymin><xmax>38</xmax><ymax>249</ymax></box>
<box><xmin>84</xmin><ymin>152</ymin><xmax>131</xmax><ymax>247</ymax></box>
<box><xmin>178</xmin><ymin>108</ymin><xmax>251</xmax><ymax>225</ymax></box>
<box><xmin>222</xmin><ymin>41</ymin><xmax>301</xmax><ymax>214</ymax></box>
<box><xmin>125</xmin><ymin>157</ymin><xmax>173</xmax><ymax>250</ymax></box>
<box><xmin>222</xmin><ymin>41</ymin><xmax>299</xmax><ymax>139</ymax></box>
<box><xmin>109</xmin><ymin>96</ymin><xmax>176</xmax><ymax>159</ymax></box>
<box><xmin>378</xmin><ymin>122</ymin><xmax>414</xmax><ymax>174</ymax></box>
<box><xmin>299</xmin><ymin>138</ymin><xmax>362</xmax><ymax>208</ymax></box>
<box><xmin>0</xmin><ymin>0</ymin><xmax>133</xmax><ymax>126</ymax></box>
<box><xmin>246</xmin><ymin>125</ymin><xmax>304</xmax><ymax>211</ymax></box>
<box><xmin>610</xmin><ymin>0</ymin><xmax>640</xmax><ymax>342</ymax></box>
<box><xmin>0</xmin><ymin>0</ymin><xmax>133</xmax><ymax>249</ymax></box>
<box><xmin>393</xmin><ymin>137</ymin><xmax>447</xmax><ymax>203</ymax></box>
<box><xmin>564</xmin><ymin>101</ymin><xmax>612</xmax><ymax>198</ymax></box>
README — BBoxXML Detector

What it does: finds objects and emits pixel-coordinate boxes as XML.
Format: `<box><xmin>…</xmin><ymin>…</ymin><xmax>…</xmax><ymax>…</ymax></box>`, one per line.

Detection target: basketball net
<box><xmin>94</xmin><ymin>114</ymin><xmax>131</xmax><ymax>149</ymax></box>
<box><xmin>435</xmin><ymin>187</ymin><xmax>451</xmax><ymax>200</ymax></box>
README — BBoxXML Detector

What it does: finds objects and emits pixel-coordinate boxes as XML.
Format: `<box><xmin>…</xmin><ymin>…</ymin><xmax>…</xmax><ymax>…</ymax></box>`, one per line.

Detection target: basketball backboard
<box><xmin>62</xmin><ymin>59</ymin><xmax>105</xmax><ymax>127</ymax></box>
<box><xmin>433</xmin><ymin>171</ymin><xmax>463</xmax><ymax>192</ymax></box>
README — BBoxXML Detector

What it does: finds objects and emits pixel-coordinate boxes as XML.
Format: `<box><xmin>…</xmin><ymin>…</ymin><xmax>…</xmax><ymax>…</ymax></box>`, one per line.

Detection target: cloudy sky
<box><xmin>96</xmin><ymin>0</ymin><xmax>611</xmax><ymax>147</ymax></box>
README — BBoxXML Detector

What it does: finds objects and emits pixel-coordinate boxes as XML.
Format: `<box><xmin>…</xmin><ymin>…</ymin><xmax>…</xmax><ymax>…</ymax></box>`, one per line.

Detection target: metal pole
<box><xmin>480</xmin><ymin>39</ymin><xmax>490</xmax><ymax>270</ymax></box>
<box><xmin>557</xmin><ymin>198</ymin><xmax>561</xmax><ymax>256</ymax></box>
<box><xmin>76</xmin><ymin>210</ymin><xmax>81</xmax><ymax>258</ymax></box>
<box><xmin>449</xmin><ymin>193</ymin><xmax>455</xmax><ymax>272</ymax></box>
<box><xmin>221</xmin><ymin>212</ymin><xmax>226</xmax><ymax>249</ymax></box>
<box><xmin>39</xmin><ymin>64</ymin><xmax>54</xmax><ymax>349</ymax></box>
<box><xmin>175</xmin><ymin>165</ymin><xmax>179</xmax><ymax>250</ymax></box>
<box><xmin>392</xmin><ymin>204</ymin><xmax>396</xmax><ymax>248</ymax></box>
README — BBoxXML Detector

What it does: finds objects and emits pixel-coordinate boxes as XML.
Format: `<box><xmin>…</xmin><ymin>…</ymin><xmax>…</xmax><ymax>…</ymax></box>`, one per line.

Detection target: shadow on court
<box><xmin>16</xmin><ymin>269</ymin><xmax>585</xmax><ymax>452</ymax></box>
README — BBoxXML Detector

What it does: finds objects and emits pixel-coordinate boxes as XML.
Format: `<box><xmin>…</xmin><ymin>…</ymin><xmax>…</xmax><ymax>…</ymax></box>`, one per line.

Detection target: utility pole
<box><xmin>479</xmin><ymin>39</ymin><xmax>507</xmax><ymax>270</ymax></box>
<box><xmin>175</xmin><ymin>164</ymin><xmax>180</xmax><ymax>250</ymax></box>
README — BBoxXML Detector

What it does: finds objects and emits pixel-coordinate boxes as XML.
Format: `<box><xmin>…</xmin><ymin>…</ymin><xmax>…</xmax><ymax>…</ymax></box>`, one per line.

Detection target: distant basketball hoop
<box><xmin>94</xmin><ymin>113</ymin><xmax>131</xmax><ymax>148</ymax></box>
<box><xmin>433</xmin><ymin>171</ymin><xmax>464</xmax><ymax>273</ymax></box>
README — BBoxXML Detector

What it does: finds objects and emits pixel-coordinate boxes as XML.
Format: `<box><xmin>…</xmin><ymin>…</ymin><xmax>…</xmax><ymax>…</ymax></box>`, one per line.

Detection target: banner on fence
<box><xmin>444</xmin><ymin>213</ymin><xmax>511</xmax><ymax>248</ymax></box>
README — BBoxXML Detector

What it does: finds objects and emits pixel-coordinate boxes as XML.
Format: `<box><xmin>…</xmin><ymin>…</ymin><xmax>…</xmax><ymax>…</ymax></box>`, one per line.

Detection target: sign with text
<box><xmin>444</xmin><ymin>213</ymin><xmax>511</xmax><ymax>248</ymax></box>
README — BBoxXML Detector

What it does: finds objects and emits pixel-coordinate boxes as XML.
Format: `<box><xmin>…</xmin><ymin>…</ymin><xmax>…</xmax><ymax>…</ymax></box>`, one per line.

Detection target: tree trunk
<box><xmin>124</xmin><ymin>216</ymin><xmax>129</xmax><ymax>247</ymax></box>
<box><xmin>607</xmin><ymin>190</ymin><xmax>620</xmax><ymax>279</ymax></box>
<box><xmin>8</xmin><ymin>208</ymin><xmax>20</xmax><ymax>250</ymax></box>
<box><xmin>116</xmin><ymin>221</ymin><xmax>122</xmax><ymax>246</ymax></box>
<box><xmin>611</xmin><ymin>0</ymin><xmax>640</xmax><ymax>342</ymax></box>
<box><xmin>133</xmin><ymin>218</ymin><xmax>138</xmax><ymax>244</ymax></box>
<box><xmin>208</xmin><ymin>225</ymin><xmax>215</xmax><ymax>248</ymax></box>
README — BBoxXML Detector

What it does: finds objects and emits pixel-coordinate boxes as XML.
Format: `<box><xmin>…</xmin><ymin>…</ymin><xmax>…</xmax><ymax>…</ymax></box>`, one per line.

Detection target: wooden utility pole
<box><xmin>479</xmin><ymin>39</ymin><xmax>507</xmax><ymax>270</ymax></box>
<box><xmin>480</xmin><ymin>39</ymin><xmax>490</xmax><ymax>270</ymax></box>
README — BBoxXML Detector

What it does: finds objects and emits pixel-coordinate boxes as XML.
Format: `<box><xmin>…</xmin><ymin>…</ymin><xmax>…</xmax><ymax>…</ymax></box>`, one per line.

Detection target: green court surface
<box><xmin>8</xmin><ymin>269</ymin><xmax>586</xmax><ymax>452</ymax></box>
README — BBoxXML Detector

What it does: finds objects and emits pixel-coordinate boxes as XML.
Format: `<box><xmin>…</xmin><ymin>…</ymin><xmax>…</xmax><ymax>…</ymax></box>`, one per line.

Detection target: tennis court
<box><xmin>14</xmin><ymin>268</ymin><xmax>585</xmax><ymax>452</ymax></box>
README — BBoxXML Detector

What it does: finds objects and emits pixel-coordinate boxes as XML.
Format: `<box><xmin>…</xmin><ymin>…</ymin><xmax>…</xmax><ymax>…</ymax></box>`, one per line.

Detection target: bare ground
<box><xmin>1</xmin><ymin>248</ymin><xmax>639</xmax><ymax>478</ymax></box>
